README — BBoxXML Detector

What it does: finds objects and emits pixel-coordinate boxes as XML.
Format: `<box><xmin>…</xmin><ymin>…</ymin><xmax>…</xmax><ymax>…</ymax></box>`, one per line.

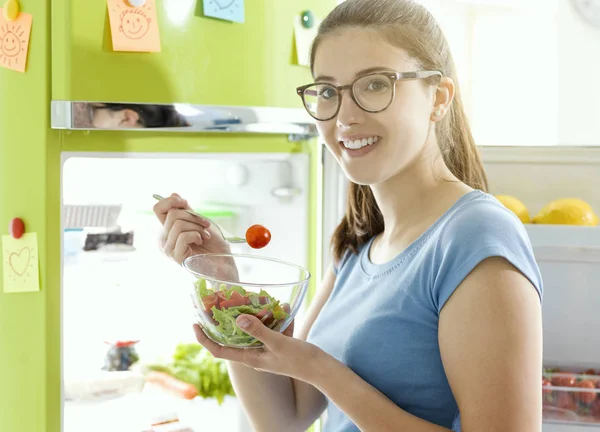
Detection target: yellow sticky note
<box><xmin>293</xmin><ymin>15</ymin><xmax>320</xmax><ymax>67</ymax></box>
<box><xmin>2</xmin><ymin>233</ymin><xmax>40</xmax><ymax>293</ymax></box>
<box><xmin>107</xmin><ymin>0</ymin><xmax>161</xmax><ymax>52</ymax></box>
<box><xmin>0</xmin><ymin>8</ymin><xmax>32</xmax><ymax>73</ymax></box>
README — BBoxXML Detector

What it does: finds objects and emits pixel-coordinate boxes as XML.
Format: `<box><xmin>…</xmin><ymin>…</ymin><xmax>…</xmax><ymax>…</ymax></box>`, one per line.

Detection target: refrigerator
<box><xmin>0</xmin><ymin>1</ymin><xmax>334</xmax><ymax>431</ymax></box>
<box><xmin>1</xmin><ymin>1</ymin><xmax>599</xmax><ymax>432</ymax></box>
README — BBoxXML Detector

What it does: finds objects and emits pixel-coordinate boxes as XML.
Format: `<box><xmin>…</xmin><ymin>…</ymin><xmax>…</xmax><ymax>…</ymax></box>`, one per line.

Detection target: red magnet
<box><xmin>9</xmin><ymin>218</ymin><xmax>25</xmax><ymax>239</ymax></box>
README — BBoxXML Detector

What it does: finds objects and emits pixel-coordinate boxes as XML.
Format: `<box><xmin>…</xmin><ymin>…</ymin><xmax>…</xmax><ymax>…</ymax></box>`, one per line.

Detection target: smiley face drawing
<box><xmin>0</xmin><ymin>23</ymin><xmax>28</xmax><ymax>68</ymax></box>
<box><xmin>119</xmin><ymin>9</ymin><xmax>151</xmax><ymax>40</ymax></box>
<box><xmin>1</xmin><ymin>30</ymin><xmax>20</xmax><ymax>56</ymax></box>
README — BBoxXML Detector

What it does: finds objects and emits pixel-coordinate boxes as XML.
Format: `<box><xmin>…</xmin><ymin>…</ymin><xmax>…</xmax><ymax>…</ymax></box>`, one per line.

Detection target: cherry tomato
<box><xmin>557</xmin><ymin>392</ymin><xmax>576</xmax><ymax>411</ymax></box>
<box><xmin>245</xmin><ymin>224</ymin><xmax>271</xmax><ymax>249</ymax></box>
<box><xmin>9</xmin><ymin>217</ymin><xmax>25</xmax><ymax>239</ymax></box>
<box><xmin>552</xmin><ymin>374</ymin><xmax>576</xmax><ymax>387</ymax></box>
<box><xmin>577</xmin><ymin>380</ymin><xmax>597</xmax><ymax>405</ymax></box>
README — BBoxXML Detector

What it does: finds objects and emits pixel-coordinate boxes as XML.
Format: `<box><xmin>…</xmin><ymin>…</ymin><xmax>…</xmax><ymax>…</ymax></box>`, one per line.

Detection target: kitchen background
<box><xmin>1</xmin><ymin>0</ymin><xmax>599</xmax><ymax>431</ymax></box>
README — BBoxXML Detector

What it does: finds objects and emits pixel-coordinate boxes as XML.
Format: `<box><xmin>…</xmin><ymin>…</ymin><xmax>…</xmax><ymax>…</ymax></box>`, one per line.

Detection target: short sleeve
<box><xmin>431</xmin><ymin>197</ymin><xmax>543</xmax><ymax>313</ymax></box>
<box><xmin>333</xmin><ymin>248</ymin><xmax>352</xmax><ymax>275</ymax></box>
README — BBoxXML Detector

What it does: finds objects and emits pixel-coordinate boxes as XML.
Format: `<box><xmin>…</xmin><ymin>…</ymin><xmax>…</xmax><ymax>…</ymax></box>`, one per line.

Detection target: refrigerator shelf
<box><xmin>543</xmin><ymin>370</ymin><xmax>600</xmax><ymax>427</ymax></box>
<box><xmin>525</xmin><ymin>225</ymin><xmax>600</xmax><ymax>261</ymax></box>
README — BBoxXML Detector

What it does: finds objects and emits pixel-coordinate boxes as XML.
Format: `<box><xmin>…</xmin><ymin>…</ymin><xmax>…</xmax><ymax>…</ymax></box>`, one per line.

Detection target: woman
<box><xmin>153</xmin><ymin>0</ymin><xmax>543</xmax><ymax>430</ymax></box>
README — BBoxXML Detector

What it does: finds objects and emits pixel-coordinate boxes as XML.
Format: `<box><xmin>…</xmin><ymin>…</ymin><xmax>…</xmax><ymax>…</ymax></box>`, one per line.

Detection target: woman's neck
<box><xmin>369</xmin><ymin>144</ymin><xmax>469</xmax><ymax>249</ymax></box>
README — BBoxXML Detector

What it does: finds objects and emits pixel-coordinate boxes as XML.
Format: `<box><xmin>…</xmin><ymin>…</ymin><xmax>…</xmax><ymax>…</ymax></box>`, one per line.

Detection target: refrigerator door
<box><xmin>53</xmin><ymin>1</ymin><xmax>334</xmax><ymax>108</ymax></box>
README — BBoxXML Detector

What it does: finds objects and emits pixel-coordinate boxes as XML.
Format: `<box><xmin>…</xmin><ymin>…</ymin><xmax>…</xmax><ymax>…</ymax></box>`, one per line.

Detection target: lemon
<box><xmin>494</xmin><ymin>195</ymin><xmax>531</xmax><ymax>223</ymax></box>
<box><xmin>532</xmin><ymin>198</ymin><xmax>599</xmax><ymax>226</ymax></box>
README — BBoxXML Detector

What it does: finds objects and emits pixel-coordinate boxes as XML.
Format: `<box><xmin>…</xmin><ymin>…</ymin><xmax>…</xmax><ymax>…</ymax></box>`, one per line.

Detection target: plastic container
<box><xmin>183</xmin><ymin>253</ymin><xmax>310</xmax><ymax>349</ymax></box>
<box><xmin>543</xmin><ymin>370</ymin><xmax>600</xmax><ymax>425</ymax></box>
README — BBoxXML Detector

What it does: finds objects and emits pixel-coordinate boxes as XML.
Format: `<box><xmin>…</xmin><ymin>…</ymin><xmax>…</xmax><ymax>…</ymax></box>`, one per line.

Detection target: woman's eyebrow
<box><xmin>314</xmin><ymin>66</ymin><xmax>395</xmax><ymax>83</ymax></box>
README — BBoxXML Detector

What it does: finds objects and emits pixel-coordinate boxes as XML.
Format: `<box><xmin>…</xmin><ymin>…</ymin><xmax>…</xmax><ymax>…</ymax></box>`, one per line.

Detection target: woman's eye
<box><xmin>366</xmin><ymin>80</ymin><xmax>389</xmax><ymax>92</ymax></box>
<box><xmin>319</xmin><ymin>87</ymin><xmax>337</xmax><ymax>99</ymax></box>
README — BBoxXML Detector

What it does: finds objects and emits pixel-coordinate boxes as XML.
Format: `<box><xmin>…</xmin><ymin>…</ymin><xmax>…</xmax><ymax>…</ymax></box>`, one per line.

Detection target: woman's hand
<box><xmin>194</xmin><ymin>315</ymin><xmax>325</xmax><ymax>384</ymax></box>
<box><xmin>153</xmin><ymin>193</ymin><xmax>231</xmax><ymax>264</ymax></box>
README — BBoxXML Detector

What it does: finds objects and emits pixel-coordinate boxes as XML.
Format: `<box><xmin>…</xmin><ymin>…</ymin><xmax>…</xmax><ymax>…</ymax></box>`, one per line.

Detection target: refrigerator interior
<box><xmin>60</xmin><ymin>152</ymin><xmax>310</xmax><ymax>432</ymax></box>
<box><xmin>483</xmin><ymin>146</ymin><xmax>600</xmax><ymax>431</ymax></box>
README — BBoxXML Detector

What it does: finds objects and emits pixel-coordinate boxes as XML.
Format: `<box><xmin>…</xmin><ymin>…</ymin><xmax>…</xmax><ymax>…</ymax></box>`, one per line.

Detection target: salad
<box><xmin>193</xmin><ymin>278</ymin><xmax>291</xmax><ymax>346</ymax></box>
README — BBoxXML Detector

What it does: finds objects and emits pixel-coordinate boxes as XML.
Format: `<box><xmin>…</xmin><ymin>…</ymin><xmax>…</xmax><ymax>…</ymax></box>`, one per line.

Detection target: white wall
<box><xmin>420</xmin><ymin>0</ymin><xmax>600</xmax><ymax>147</ymax></box>
<box><xmin>557</xmin><ymin>0</ymin><xmax>600</xmax><ymax>146</ymax></box>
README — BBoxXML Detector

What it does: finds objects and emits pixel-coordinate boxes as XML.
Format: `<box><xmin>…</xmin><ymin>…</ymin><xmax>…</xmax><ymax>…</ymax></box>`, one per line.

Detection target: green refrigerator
<box><xmin>0</xmin><ymin>0</ymin><xmax>336</xmax><ymax>431</ymax></box>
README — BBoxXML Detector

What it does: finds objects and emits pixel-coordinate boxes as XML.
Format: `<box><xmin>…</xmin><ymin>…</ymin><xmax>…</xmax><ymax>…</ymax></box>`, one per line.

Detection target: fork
<box><xmin>152</xmin><ymin>194</ymin><xmax>246</xmax><ymax>244</ymax></box>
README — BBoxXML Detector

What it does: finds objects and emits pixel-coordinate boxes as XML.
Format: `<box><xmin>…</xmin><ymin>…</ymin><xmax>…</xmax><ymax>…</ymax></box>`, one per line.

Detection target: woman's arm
<box><xmin>308</xmin><ymin>256</ymin><xmax>542</xmax><ymax>432</ymax></box>
<box><xmin>439</xmin><ymin>256</ymin><xmax>542</xmax><ymax>431</ymax></box>
<box><xmin>209</xmin><ymin>267</ymin><xmax>336</xmax><ymax>432</ymax></box>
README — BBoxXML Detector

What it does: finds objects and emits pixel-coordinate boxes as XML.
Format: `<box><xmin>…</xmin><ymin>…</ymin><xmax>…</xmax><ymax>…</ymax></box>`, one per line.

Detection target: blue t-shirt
<box><xmin>307</xmin><ymin>190</ymin><xmax>543</xmax><ymax>432</ymax></box>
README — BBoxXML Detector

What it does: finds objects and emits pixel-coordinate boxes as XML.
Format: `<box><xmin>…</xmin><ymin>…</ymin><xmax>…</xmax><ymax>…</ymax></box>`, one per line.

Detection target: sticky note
<box><xmin>2</xmin><ymin>233</ymin><xmax>40</xmax><ymax>293</ymax></box>
<box><xmin>0</xmin><ymin>9</ymin><xmax>32</xmax><ymax>73</ymax></box>
<box><xmin>107</xmin><ymin>0</ymin><xmax>160</xmax><ymax>52</ymax></box>
<box><xmin>293</xmin><ymin>14</ymin><xmax>321</xmax><ymax>67</ymax></box>
<box><xmin>203</xmin><ymin>0</ymin><xmax>244</xmax><ymax>23</ymax></box>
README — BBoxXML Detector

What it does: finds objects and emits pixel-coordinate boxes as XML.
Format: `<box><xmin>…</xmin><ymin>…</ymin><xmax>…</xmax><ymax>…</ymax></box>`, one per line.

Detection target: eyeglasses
<box><xmin>296</xmin><ymin>70</ymin><xmax>442</xmax><ymax>121</ymax></box>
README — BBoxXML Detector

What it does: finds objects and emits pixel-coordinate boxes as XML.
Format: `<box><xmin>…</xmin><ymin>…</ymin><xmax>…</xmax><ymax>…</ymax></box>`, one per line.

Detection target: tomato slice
<box><xmin>256</xmin><ymin>308</ymin><xmax>274</xmax><ymax>326</ymax></box>
<box><xmin>245</xmin><ymin>224</ymin><xmax>271</xmax><ymax>249</ymax></box>
<box><xmin>201</xmin><ymin>294</ymin><xmax>219</xmax><ymax>311</ymax></box>
<box><xmin>230</xmin><ymin>291</ymin><xmax>249</xmax><ymax>303</ymax></box>
<box><xmin>220</xmin><ymin>295</ymin><xmax>251</xmax><ymax>309</ymax></box>
<box><xmin>215</xmin><ymin>291</ymin><xmax>228</xmax><ymax>306</ymax></box>
<box><xmin>259</xmin><ymin>296</ymin><xmax>270</xmax><ymax>305</ymax></box>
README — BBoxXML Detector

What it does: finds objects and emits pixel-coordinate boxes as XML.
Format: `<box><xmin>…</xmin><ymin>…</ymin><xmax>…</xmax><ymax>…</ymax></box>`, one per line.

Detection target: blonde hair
<box><xmin>310</xmin><ymin>0</ymin><xmax>489</xmax><ymax>262</ymax></box>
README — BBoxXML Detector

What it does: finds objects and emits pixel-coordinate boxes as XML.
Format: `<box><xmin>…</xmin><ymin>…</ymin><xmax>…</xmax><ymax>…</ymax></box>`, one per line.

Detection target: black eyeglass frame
<box><xmin>296</xmin><ymin>70</ymin><xmax>443</xmax><ymax>121</ymax></box>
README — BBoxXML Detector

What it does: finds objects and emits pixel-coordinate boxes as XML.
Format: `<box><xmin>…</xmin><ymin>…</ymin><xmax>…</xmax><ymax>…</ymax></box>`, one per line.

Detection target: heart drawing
<box><xmin>9</xmin><ymin>247</ymin><xmax>31</xmax><ymax>277</ymax></box>
<box><xmin>213</xmin><ymin>0</ymin><xmax>235</xmax><ymax>10</ymax></box>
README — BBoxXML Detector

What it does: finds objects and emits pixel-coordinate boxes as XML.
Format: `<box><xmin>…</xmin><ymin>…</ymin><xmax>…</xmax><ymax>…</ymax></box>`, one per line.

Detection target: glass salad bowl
<box><xmin>183</xmin><ymin>253</ymin><xmax>311</xmax><ymax>349</ymax></box>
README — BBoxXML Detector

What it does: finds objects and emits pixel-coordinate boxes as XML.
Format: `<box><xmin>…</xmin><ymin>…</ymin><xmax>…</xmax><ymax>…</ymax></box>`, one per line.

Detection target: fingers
<box><xmin>162</xmin><ymin>218</ymin><xmax>210</xmax><ymax>255</ymax></box>
<box><xmin>282</xmin><ymin>319</ymin><xmax>295</xmax><ymax>338</ymax></box>
<box><xmin>160</xmin><ymin>210</ymin><xmax>210</xmax><ymax>249</ymax></box>
<box><xmin>236</xmin><ymin>314</ymin><xmax>280</xmax><ymax>349</ymax></box>
<box><xmin>153</xmin><ymin>193</ymin><xmax>211</xmax><ymax>228</ymax></box>
<box><xmin>193</xmin><ymin>324</ymin><xmax>262</xmax><ymax>367</ymax></box>
<box><xmin>168</xmin><ymin>231</ymin><xmax>201</xmax><ymax>264</ymax></box>
<box><xmin>153</xmin><ymin>193</ymin><xmax>188</xmax><ymax>224</ymax></box>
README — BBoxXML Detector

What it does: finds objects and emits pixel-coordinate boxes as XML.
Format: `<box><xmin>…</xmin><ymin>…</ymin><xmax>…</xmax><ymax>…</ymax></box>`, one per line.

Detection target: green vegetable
<box><xmin>146</xmin><ymin>343</ymin><xmax>235</xmax><ymax>404</ymax></box>
<box><xmin>191</xmin><ymin>278</ymin><xmax>290</xmax><ymax>347</ymax></box>
<box><xmin>195</xmin><ymin>278</ymin><xmax>212</xmax><ymax>299</ymax></box>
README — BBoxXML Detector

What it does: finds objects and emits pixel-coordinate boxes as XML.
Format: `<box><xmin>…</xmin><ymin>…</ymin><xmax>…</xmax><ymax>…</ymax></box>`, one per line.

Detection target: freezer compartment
<box><xmin>543</xmin><ymin>370</ymin><xmax>600</xmax><ymax>426</ymax></box>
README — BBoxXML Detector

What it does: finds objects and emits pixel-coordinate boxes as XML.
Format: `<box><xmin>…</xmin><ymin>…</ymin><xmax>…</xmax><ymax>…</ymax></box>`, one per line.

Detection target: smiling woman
<box><xmin>154</xmin><ymin>1</ymin><xmax>543</xmax><ymax>432</ymax></box>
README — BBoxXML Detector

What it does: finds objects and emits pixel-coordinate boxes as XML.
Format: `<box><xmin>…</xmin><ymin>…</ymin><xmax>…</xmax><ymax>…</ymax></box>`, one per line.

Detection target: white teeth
<box><xmin>342</xmin><ymin>136</ymin><xmax>380</xmax><ymax>149</ymax></box>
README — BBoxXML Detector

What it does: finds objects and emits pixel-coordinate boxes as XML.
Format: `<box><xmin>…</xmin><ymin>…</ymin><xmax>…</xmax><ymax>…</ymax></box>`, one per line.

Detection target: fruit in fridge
<box><xmin>532</xmin><ymin>198</ymin><xmax>599</xmax><ymax>226</ymax></box>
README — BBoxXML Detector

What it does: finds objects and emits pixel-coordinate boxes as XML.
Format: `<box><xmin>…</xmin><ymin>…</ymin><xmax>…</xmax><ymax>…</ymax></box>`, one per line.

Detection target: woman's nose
<box><xmin>336</xmin><ymin>91</ymin><xmax>364</xmax><ymax>128</ymax></box>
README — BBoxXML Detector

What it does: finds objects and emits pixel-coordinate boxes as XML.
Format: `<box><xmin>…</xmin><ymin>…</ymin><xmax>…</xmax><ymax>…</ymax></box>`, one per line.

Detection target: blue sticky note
<box><xmin>203</xmin><ymin>0</ymin><xmax>245</xmax><ymax>23</ymax></box>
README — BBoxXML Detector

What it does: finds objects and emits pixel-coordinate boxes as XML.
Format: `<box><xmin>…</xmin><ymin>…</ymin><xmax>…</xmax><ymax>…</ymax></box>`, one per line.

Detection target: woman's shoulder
<box><xmin>430</xmin><ymin>190</ymin><xmax>543</xmax><ymax>311</ymax></box>
<box><xmin>438</xmin><ymin>190</ymin><xmax>529</xmax><ymax>245</ymax></box>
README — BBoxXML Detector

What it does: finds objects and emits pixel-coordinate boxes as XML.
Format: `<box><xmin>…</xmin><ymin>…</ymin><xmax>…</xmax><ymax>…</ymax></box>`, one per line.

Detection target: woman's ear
<box><xmin>119</xmin><ymin>109</ymin><xmax>141</xmax><ymax>127</ymax></box>
<box><xmin>431</xmin><ymin>77</ymin><xmax>455</xmax><ymax>121</ymax></box>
